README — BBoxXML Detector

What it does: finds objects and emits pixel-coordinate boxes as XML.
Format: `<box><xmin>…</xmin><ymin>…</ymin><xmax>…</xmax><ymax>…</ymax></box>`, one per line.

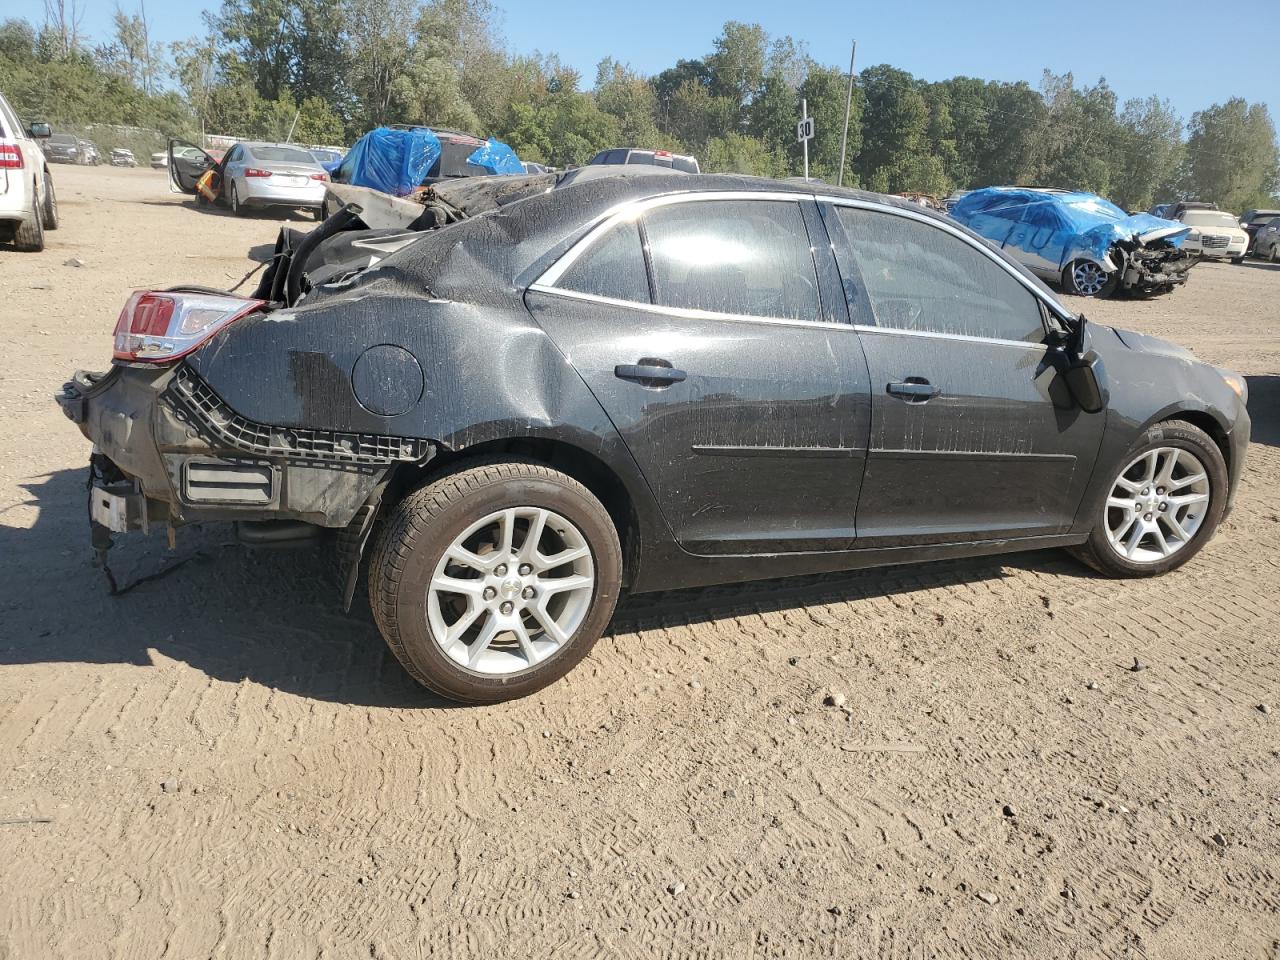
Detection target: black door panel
<box><xmin>824</xmin><ymin>203</ymin><xmax>1107</xmax><ymax>545</ymax></box>
<box><xmin>854</xmin><ymin>328</ymin><xmax>1093</xmax><ymax>543</ymax></box>
<box><xmin>526</xmin><ymin>291</ymin><xmax>871</xmax><ymax>554</ymax></box>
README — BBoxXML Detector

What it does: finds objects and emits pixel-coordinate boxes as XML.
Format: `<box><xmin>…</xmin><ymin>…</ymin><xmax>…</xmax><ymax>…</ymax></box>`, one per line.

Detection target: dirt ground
<box><xmin>2</xmin><ymin>164</ymin><xmax>1279</xmax><ymax>959</ymax></box>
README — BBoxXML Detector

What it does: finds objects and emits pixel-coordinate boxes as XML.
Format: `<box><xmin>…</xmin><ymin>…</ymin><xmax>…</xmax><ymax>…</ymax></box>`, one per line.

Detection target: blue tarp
<box><xmin>334</xmin><ymin>127</ymin><xmax>442</xmax><ymax>196</ymax></box>
<box><xmin>465</xmin><ymin>138</ymin><xmax>524</xmax><ymax>175</ymax></box>
<box><xmin>950</xmin><ymin>187</ymin><xmax>1189</xmax><ymax>271</ymax></box>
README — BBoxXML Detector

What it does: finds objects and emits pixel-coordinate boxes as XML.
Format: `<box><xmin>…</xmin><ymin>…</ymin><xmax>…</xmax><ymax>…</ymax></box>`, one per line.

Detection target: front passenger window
<box><xmin>837</xmin><ymin>207</ymin><xmax>1045</xmax><ymax>343</ymax></box>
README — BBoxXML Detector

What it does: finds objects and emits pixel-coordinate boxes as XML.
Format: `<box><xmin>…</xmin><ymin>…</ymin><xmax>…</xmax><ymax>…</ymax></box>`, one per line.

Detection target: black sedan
<box><xmin>58</xmin><ymin>172</ymin><xmax>1250</xmax><ymax>703</ymax></box>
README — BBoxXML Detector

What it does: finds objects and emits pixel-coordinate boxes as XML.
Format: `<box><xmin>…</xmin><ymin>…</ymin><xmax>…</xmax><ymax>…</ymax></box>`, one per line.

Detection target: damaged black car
<box><xmin>58</xmin><ymin>171</ymin><xmax>1250</xmax><ymax>703</ymax></box>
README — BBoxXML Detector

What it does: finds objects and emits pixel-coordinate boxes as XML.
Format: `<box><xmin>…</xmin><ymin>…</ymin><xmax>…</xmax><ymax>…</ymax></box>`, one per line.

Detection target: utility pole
<box><xmin>797</xmin><ymin>99</ymin><xmax>814</xmax><ymax>181</ymax></box>
<box><xmin>837</xmin><ymin>40</ymin><xmax>857</xmax><ymax>187</ymax></box>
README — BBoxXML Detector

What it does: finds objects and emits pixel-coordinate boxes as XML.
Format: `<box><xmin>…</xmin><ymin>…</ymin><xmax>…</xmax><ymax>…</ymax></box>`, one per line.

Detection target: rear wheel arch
<box><xmin>384</xmin><ymin>438</ymin><xmax>643</xmax><ymax>588</ymax></box>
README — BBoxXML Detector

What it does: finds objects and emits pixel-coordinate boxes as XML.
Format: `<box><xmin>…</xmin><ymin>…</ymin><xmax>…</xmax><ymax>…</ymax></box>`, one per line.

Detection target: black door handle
<box><xmin>615</xmin><ymin>362</ymin><xmax>687</xmax><ymax>385</ymax></box>
<box><xmin>886</xmin><ymin>379</ymin><xmax>941</xmax><ymax>402</ymax></box>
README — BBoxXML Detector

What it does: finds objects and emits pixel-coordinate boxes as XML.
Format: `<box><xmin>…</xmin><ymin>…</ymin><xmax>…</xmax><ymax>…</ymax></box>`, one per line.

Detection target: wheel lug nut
<box><xmin>494</xmin><ymin>564</ymin><xmax>507</xmax><ymax>576</ymax></box>
<box><xmin>518</xmin><ymin>563</ymin><xmax>532</xmax><ymax>576</ymax></box>
<box><xmin>522</xmin><ymin>586</ymin><xmax>535</xmax><ymax>600</ymax></box>
<box><xmin>1159</xmin><ymin>503</ymin><xmax>1167</xmax><ymax>511</ymax></box>
<box><xmin>483</xmin><ymin>586</ymin><xmax>496</xmax><ymax>601</ymax></box>
<box><xmin>500</xmin><ymin>601</ymin><xmax>513</xmax><ymax>615</ymax></box>
<box><xmin>1144</xmin><ymin>513</ymin><xmax>1153</xmax><ymax>521</ymax></box>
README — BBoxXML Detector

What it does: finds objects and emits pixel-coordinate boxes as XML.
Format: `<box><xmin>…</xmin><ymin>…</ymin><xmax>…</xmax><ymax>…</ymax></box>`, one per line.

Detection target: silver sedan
<box><xmin>222</xmin><ymin>142</ymin><xmax>329</xmax><ymax>218</ymax></box>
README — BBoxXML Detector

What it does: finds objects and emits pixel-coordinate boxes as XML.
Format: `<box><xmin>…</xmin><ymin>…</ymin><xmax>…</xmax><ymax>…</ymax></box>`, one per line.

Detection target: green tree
<box><xmin>1183</xmin><ymin>98</ymin><xmax>1280</xmax><ymax>211</ymax></box>
<box><xmin>595</xmin><ymin>58</ymin><xmax>660</xmax><ymax>145</ymax></box>
<box><xmin>798</xmin><ymin>65</ymin><xmax>861</xmax><ymax>184</ymax></box>
<box><xmin>1110</xmin><ymin>96</ymin><xmax>1183</xmax><ymax>210</ymax></box>
<box><xmin>856</xmin><ymin>65</ymin><xmax>936</xmax><ymax>193</ymax></box>
<box><xmin>706</xmin><ymin>21</ymin><xmax>767</xmax><ymax>112</ymax></box>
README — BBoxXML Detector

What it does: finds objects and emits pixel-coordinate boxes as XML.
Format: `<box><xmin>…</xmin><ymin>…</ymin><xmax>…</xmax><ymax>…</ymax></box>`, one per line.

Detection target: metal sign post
<box><xmin>838</xmin><ymin>40</ymin><xmax>857</xmax><ymax>186</ymax></box>
<box><xmin>797</xmin><ymin>99</ymin><xmax>814</xmax><ymax>181</ymax></box>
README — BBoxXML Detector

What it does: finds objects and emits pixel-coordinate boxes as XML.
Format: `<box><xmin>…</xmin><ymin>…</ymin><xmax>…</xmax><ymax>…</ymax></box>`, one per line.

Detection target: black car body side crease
<box><xmin>58</xmin><ymin>171</ymin><xmax>1250</xmax><ymax>702</ymax></box>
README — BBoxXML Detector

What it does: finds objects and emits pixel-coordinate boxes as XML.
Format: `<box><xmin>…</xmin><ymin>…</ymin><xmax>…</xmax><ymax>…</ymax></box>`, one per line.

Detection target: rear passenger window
<box><xmin>555</xmin><ymin>220</ymin><xmax>650</xmax><ymax>304</ymax></box>
<box><xmin>643</xmin><ymin>200</ymin><xmax>821</xmax><ymax>321</ymax></box>
<box><xmin>837</xmin><ymin>207</ymin><xmax>1045</xmax><ymax>343</ymax></box>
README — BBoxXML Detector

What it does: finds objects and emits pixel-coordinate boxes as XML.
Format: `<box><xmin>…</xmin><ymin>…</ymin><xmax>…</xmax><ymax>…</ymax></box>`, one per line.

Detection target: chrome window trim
<box><xmin>820</xmin><ymin>195</ymin><xmax>1077</xmax><ymax>323</ymax></box>
<box><xmin>850</xmin><ymin>324</ymin><xmax>1048</xmax><ymax>352</ymax></box>
<box><xmin>531</xmin><ymin>187</ymin><xmax>1075</xmax><ymax>339</ymax></box>
<box><xmin>525</xmin><ymin>285</ymin><xmax>855</xmax><ymax>332</ymax></box>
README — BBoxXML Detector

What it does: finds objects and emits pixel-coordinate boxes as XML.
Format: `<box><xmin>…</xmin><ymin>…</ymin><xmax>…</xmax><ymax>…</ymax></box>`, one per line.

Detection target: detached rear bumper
<box><xmin>56</xmin><ymin>364</ymin><xmax>427</xmax><ymax>531</ymax></box>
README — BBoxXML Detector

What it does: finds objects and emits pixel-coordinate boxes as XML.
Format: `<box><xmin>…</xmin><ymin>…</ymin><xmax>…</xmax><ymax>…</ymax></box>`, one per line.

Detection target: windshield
<box><xmin>247</xmin><ymin>145</ymin><xmax>316</xmax><ymax>164</ymax></box>
<box><xmin>1182</xmin><ymin>211</ymin><xmax>1238</xmax><ymax>228</ymax></box>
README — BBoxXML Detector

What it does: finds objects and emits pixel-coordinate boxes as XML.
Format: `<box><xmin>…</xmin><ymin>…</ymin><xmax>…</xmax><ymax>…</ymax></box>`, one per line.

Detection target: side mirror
<box><xmin>1065</xmin><ymin>355</ymin><xmax>1107</xmax><ymax>413</ymax></box>
<box><xmin>1049</xmin><ymin>313</ymin><xmax>1108</xmax><ymax>413</ymax></box>
<box><xmin>28</xmin><ymin>121</ymin><xmax>51</xmax><ymax>139</ymax></box>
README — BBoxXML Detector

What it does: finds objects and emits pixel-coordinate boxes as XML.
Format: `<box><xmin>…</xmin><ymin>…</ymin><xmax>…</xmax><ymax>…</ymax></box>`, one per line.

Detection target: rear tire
<box><xmin>13</xmin><ymin>180</ymin><xmax>45</xmax><ymax>252</ymax></box>
<box><xmin>1070</xmin><ymin>421</ymin><xmax>1227</xmax><ymax>578</ymax></box>
<box><xmin>229</xmin><ymin>182</ymin><xmax>244</xmax><ymax>216</ymax></box>
<box><xmin>368</xmin><ymin>461</ymin><xmax>622</xmax><ymax>704</ymax></box>
<box><xmin>42</xmin><ymin>171</ymin><xmax>59</xmax><ymax>230</ymax></box>
<box><xmin>1063</xmin><ymin>259</ymin><xmax>1119</xmax><ymax>298</ymax></box>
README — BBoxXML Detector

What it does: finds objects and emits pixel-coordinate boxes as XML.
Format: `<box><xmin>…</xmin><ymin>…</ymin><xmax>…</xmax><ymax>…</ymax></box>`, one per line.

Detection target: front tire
<box><xmin>1063</xmin><ymin>259</ymin><xmax>1119</xmax><ymax>298</ymax></box>
<box><xmin>368</xmin><ymin>461</ymin><xmax>622</xmax><ymax>703</ymax></box>
<box><xmin>1071</xmin><ymin>421</ymin><xmax>1227</xmax><ymax>578</ymax></box>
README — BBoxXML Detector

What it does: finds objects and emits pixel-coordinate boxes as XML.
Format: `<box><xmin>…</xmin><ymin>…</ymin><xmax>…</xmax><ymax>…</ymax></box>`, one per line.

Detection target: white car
<box><xmin>0</xmin><ymin>90</ymin><xmax>58</xmax><ymax>252</ymax></box>
<box><xmin>1177</xmin><ymin>209</ymin><xmax>1250</xmax><ymax>263</ymax></box>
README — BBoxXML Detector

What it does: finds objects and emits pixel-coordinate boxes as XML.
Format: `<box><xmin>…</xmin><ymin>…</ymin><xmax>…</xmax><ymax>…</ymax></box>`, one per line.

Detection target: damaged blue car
<box><xmin>950</xmin><ymin>187</ymin><xmax>1196</xmax><ymax>298</ymax></box>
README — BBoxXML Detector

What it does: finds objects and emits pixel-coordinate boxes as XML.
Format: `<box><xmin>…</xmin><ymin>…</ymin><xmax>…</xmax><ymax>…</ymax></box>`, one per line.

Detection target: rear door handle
<box><xmin>886</xmin><ymin>379</ymin><xmax>941</xmax><ymax>402</ymax></box>
<box><xmin>615</xmin><ymin>362</ymin><xmax>687</xmax><ymax>385</ymax></box>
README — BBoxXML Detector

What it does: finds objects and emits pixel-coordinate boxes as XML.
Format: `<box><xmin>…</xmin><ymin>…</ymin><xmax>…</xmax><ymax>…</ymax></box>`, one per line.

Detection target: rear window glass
<box><xmin>49</xmin><ymin>134</ymin><xmax>77</xmax><ymax>145</ymax></box>
<box><xmin>555</xmin><ymin>220</ymin><xmax>650</xmax><ymax>304</ymax></box>
<box><xmin>644</xmin><ymin>199</ymin><xmax>821</xmax><ymax>321</ymax></box>
<box><xmin>246</xmin><ymin>146</ymin><xmax>315</xmax><ymax>164</ymax></box>
<box><xmin>432</xmin><ymin>141</ymin><xmax>487</xmax><ymax>179</ymax></box>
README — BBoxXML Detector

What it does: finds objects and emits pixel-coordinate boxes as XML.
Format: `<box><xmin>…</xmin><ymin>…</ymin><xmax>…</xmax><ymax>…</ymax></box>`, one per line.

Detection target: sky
<box><xmin>10</xmin><ymin>0</ymin><xmax>1279</xmax><ymax>122</ymax></box>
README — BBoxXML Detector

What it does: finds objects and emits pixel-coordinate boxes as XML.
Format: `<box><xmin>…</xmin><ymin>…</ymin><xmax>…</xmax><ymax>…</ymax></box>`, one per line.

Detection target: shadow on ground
<box><xmin>1246</xmin><ymin>375</ymin><xmax>1280</xmax><ymax>447</ymax></box>
<box><xmin>1</xmin><ymin>467</ymin><xmax>1079</xmax><ymax>708</ymax></box>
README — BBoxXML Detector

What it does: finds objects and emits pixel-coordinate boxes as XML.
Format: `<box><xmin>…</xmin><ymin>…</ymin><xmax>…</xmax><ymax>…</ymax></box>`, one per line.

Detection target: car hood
<box><xmin>1107</xmin><ymin>324</ymin><xmax>1196</xmax><ymax>361</ymax></box>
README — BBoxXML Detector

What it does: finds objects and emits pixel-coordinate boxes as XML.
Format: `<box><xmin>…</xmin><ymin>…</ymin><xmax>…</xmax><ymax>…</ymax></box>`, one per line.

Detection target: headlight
<box><xmin>1218</xmin><ymin>370</ymin><xmax>1247</xmax><ymax>402</ymax></box>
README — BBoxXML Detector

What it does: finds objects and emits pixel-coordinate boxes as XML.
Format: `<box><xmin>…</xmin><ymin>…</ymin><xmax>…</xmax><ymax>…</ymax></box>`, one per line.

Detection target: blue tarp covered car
<box><xmin>950</xmin><ymin>187</ymin><xmax>1196</xmax><ymax>298</ymax></box>
<box><xmin>331</xmin><ymin>127</ymin><xmax>524</xmax><ymax>198</ymax></box>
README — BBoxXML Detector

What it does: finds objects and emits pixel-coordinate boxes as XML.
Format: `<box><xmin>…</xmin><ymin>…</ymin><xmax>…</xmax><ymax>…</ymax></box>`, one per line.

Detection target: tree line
<box><xmin>3</xmin><ymin>0</ymin><xmax>1278</xmax><ymax>212</ymax></box>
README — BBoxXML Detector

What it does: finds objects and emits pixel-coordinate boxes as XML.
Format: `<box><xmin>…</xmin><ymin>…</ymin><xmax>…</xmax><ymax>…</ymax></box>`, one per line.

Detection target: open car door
<box><xmin>168</xmin><ymin>139</ymin><xmax>219</xmax><ymax>198</ymax></box>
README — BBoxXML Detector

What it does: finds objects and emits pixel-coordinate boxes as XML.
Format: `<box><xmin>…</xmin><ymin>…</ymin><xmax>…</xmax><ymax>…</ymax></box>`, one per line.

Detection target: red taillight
<box><xmin>112</xmin><ymin>291</ymin><xmax>263</xmax><ymax>363</ymax></box>
<box><xmin>244</xmin><ymin>167</ymin><xmax>273</xmax><ymax>178</ymax></box>
<box><xmin>0</xmin><ymin>142</ymin><xmax>23</xmax><ymax>169</ymax></box>
<box><xmin>310</xmin><ymin>172</ymin><xmax>329</xmax><ymax>181</ymax></box>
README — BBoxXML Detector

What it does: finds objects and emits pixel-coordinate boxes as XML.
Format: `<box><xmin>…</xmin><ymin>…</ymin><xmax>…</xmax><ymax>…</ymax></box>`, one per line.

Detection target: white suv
<box><xmin>0</xmin><ymin>90</ymin><xmax>59</xmax><ymax>252</ymax></box>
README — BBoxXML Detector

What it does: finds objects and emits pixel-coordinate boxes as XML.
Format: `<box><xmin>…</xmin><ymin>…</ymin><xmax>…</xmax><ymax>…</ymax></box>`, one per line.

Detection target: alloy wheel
<box><xmin>1104</xmin><ymin>447</ymin><xmax>1211</xmax><ymax>563</ymax></box>
<box><xmin>426</xmin><ymin>506</ymin><xmax>595</xmax><ymax>676</ymax></box>
<box><xmin>1072</xmin><ymin>261</ymin><xmax>1110</xmax><ymax>296</ymax></box>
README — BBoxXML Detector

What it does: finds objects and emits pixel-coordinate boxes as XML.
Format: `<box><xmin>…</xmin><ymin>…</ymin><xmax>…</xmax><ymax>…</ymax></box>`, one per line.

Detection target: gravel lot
<box><xmin>2</xmin><ymin>164</ymin><xmax>1278</xmax><ymax>959</ymax></box>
